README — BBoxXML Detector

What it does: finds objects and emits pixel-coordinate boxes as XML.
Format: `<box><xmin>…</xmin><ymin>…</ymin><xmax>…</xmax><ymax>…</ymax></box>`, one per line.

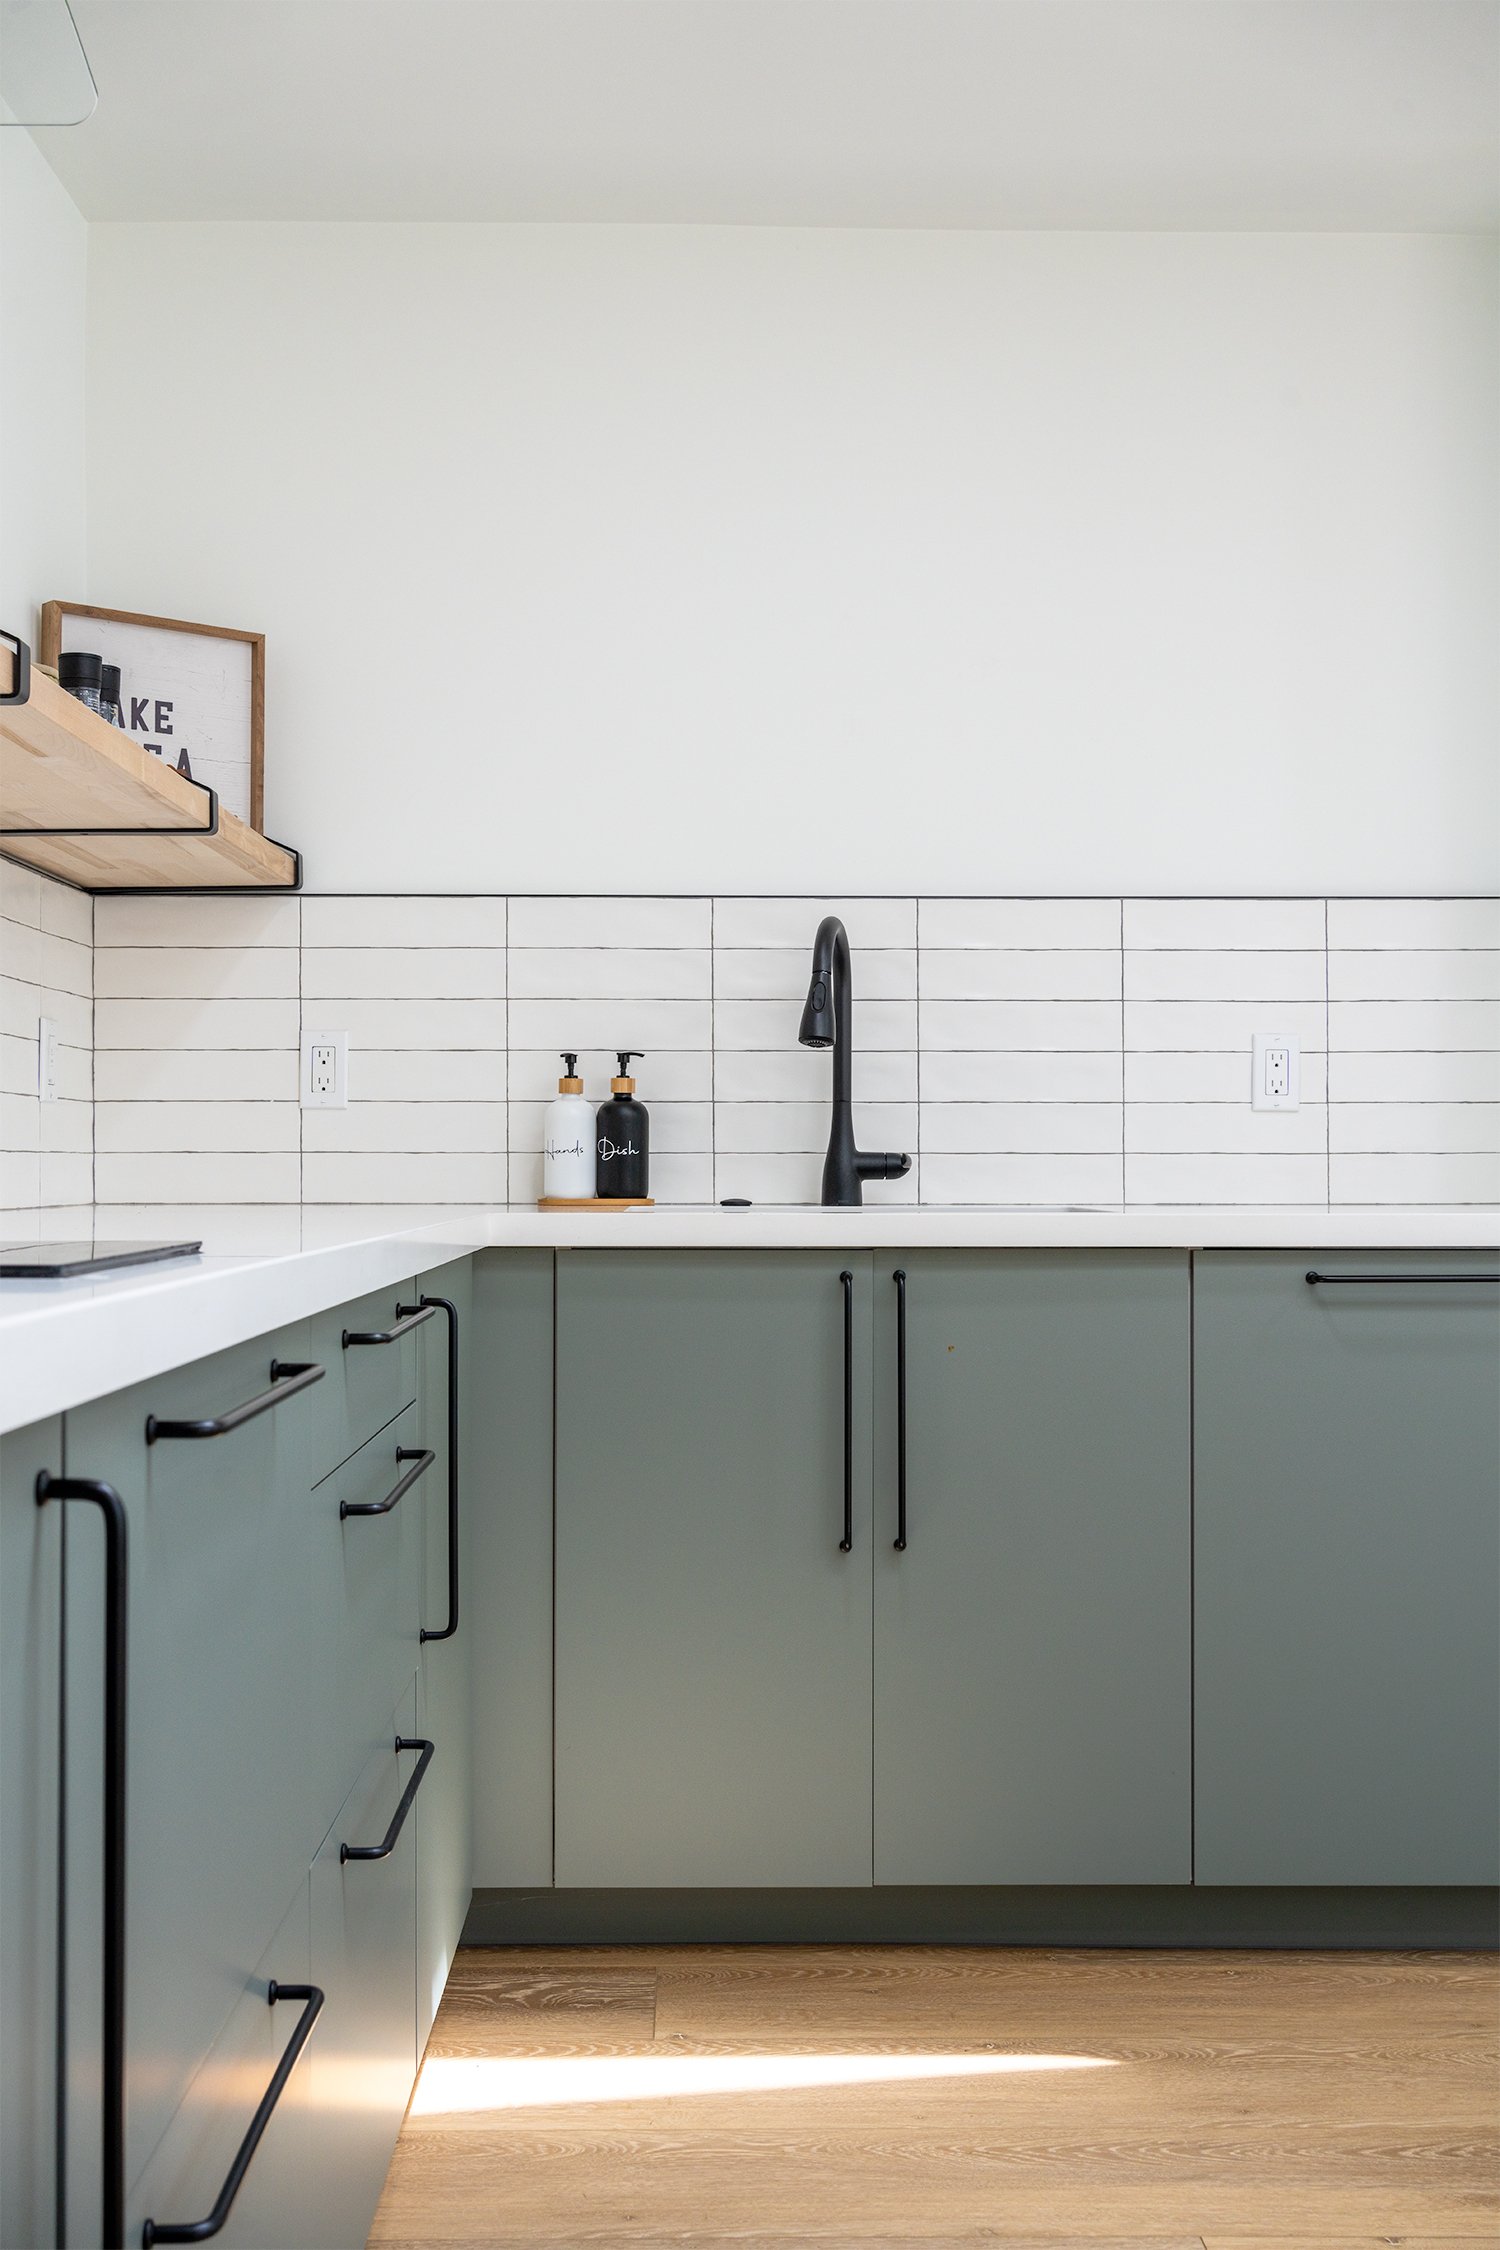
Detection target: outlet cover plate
<box><xmin>37</xmin><ymin>1017</ymin><xmax>59</xmax><ymax>1103</ymax></box>
<box><xmin>1252</xmin><ymin>1031</ymin><xmax>1300</xmax><ymax>1111</ymax></box>
<box><xmin>302</xmin><ymin>1029</ymin><xmax>348</xmax><ymax>1109</ymax></box>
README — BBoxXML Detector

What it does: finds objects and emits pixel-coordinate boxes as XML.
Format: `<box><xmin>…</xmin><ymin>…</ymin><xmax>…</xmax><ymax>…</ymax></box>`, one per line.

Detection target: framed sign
<box><xmin>40</xmin><ymin>602</ymin><xmax>265</xmax><ymax>831</ymax></box>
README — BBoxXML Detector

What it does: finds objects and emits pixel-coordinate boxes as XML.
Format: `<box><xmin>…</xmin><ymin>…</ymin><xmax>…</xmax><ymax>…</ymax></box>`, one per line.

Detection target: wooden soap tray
<box><xmin>537</xmin><ymin>1196</ymin><xmax>655</xmax><ymax>1211</ymax></box>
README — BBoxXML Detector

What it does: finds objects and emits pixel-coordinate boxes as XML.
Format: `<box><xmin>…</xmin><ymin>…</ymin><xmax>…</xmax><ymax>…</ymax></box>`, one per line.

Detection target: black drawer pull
<box><xmin>145</xmin><ymin>1359</ymin><xmax>325</xmax><ymax>1444</ymax></box>
<box><xmin>839</xmin><ymin>1269</ymin><xmax>854</xmax><ymax>1554</ymax></box>
<box><xmin>1305</xmin><ymin>1269</ymin><xmax>1499</xmax><ymax>1287</ymax></box>
<box><xmin>35</xmin><ymin>1474</ymin><xmax>127</xmax><ymax>2250</ymax></box>
<box><xmin>340</xmin><ymin>1445</ymin><xmax>434</xmax><ymax>1520</ymax></box>
<box><xmin>342</xmin><ymin>1302</ymin><xmax>436</xmax><ymax>1348</ymax></box>
<box><xmin>141</xmin><ymin>1982</ymin><xmax>323</xmax><ymax>2246</ymax></box>
<box><xmin>893</xmin><ymin>1268</ymin><xmax>908</xmax><ymax>1552</ymax></box>
<box><xmin>340</xmin><ymin>1737</ymin><xmax>435</xmax><ymax>1864</ymax></box>
<box><xmin>410</xmin><ymin>1294</ymin><xmax>461</xmax><ymax>1643</ymax></box>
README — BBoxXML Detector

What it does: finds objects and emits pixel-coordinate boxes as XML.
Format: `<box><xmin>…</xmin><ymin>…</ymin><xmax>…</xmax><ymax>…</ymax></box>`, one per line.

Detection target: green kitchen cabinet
<box><xmin>872</xmin><ymin>1253</ymin><xmax>1192</xmax><ymax>1884</ymax></box>
<box><xmin>414</xmin><ymin>1255</ymin><xmax>473</xmax><ymax>2051</ymax></box>
<box><xmin>1194</xmin><ymin>1250</ymin><xmax>1500</xmax><ymax>1886</ymax></box>
<box><xmin>0</xmin><ymin>1414</ymin><xmax>63</xmax><ymax>2250</ymax></box>
<box><xmin>554</xmin><ymin>1250</ymin><xmax>875</xmax><ymax>1887</ymax></box>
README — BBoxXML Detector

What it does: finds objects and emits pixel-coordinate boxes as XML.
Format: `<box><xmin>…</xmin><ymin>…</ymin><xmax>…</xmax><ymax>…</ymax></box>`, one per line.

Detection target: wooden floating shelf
<box><xmin>537</xmin><ymin>1196</ymin><xmax>655</xmax><ymax>1211</ymax></box>
<box><xmin>0</xmin><ymin>644</ymin><xmax>300</xmax><ymax>893</ymax></box>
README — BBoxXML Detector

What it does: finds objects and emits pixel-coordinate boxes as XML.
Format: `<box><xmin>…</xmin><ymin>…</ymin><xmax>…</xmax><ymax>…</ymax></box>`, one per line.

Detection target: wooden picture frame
<box><xmin>39</xmin><ymin>601</ymin><xmax>266</xmax><ymax>833</ymax></box>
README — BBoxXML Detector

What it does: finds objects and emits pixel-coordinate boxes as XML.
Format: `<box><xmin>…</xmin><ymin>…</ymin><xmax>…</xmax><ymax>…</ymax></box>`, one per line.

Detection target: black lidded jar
<box><xmin>595</xmin><ymin>1052</ymin><xmax>649</xmax><ymax>1200</ymax></box>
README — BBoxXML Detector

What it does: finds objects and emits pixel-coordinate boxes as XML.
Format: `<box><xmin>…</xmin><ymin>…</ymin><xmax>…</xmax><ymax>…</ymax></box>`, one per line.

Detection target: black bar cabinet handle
<box><xmin>140</xmin><ymin>1982</ymin><xmax>323</xmax><ymax>2246</ymax></box>
<box><xmin>339</xmin><ymin>1446</ymin><xmax>434</xmax><ymax>1520</ymax></box>
<box><xmin>145</xmin><ymin>1360</ymin><xmax>324</xmax><ymax>1444</ymax></box>
<box><xmin>893</xmin><ymin>1268</ymin><xmax>908</xmax><ymax>1552</ymax></box>
<box><xmin>1305</xmin><ymin>1270</ymin><xmax>1499</xmax><ymax>1287</ymax></box>
<box><xmin>342</xmin><ymin>1302</ymin><xmax>437</xmax><ymax>1348</ymax></box>
<box><xmin>340</xmin><ymin>1737</ymin><xmax>435</xmax><ymax>1863</ymax></box>
<box><xmin>407</xmin><ymin>1294</ymin><xmax>461</xmax><ymax>1642</ymax></box>
<box><xmin>35</xmin><ymin>1475</ymin><xmax>127</xmax><ymax>2250</ymax></box>
<box><xmin>839</xmin><ymin>1270</ymin><xmax>854</xmax><ymax>1553</ymax></box>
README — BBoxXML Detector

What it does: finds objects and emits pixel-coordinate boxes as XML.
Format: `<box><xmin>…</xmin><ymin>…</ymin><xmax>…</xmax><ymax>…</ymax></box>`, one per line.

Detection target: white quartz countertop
<box><xmin>2</xmin><ymin>1203</ymin><xmax>1496</xmax><ymax>1434</ymax></box>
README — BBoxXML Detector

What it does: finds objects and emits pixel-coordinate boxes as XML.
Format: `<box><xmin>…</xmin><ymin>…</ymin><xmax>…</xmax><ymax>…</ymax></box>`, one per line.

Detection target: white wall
<box><xmin>83</xmin><ymin>225</ymin><xmax>1498</xmax><ymax>896</ymax></box>
<box><xmin>0</xmin><ymin>126</ymin><xmax>87</xmax><ymax>646</ymax></box>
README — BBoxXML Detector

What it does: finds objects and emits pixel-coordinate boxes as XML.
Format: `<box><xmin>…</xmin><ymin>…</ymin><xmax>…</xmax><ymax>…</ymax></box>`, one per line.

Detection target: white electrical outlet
<box><xmin>1252</xmin><ymin>1031</ymin><xmax>1300</xmax><ymax>1111</ymax></box>
<box><xmin>302</xmin><ymin>1029</ymin><xmax>348</xmax><ymax>1108</ymax></box>
<box><xmin>37</xmin><ymin>1017</ymin><xmax>59</xmax><ymax>1103</ymax></box>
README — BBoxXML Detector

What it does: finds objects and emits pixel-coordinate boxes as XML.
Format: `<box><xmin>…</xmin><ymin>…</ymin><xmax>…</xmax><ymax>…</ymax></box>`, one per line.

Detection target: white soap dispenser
<box><xmin>543</xmin><ymin>1053</ymin><xmax>596</xmax><ymax>1200</ymax></box>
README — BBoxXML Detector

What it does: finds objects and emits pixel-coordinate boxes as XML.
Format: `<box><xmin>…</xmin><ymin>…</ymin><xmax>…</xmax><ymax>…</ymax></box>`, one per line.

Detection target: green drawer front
<box><xmin>308</xmin><ymin>1283</ymin><xmax>421</xmax><ymax>1484</ymax></box>
<box><xmin>311</xmin><ymin>1403</ymin><xmax>425</xmax><ymax>1824</ymax></box>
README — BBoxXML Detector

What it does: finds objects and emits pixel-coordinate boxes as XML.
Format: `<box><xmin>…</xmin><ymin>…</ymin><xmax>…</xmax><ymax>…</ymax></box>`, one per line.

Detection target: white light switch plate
<box><xmin>302</xmin><ymin>1029</ymin><xmax>348</xmax><ymax>1108</ymax></box>
<box><xmin>38</xmin><ymin>1017</ymin><xmax>59</xmax><ymax>1103</ymax></box>
<box><xmin>1252</xmin><ymin>1031</ymin><xmax>1300</xmax><ymax>1110</ymax></box>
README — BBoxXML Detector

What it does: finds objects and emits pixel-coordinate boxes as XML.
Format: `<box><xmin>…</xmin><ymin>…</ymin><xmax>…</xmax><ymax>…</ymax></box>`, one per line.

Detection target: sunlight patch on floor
<box><xmin>410</xmin><ymin>2048</ymin><xmax>1119</xmax><ymax>2113</ymax></box>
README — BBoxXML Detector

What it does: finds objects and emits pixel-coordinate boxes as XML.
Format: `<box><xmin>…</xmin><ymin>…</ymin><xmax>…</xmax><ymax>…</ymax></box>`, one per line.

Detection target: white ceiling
<box><xmin>27</xmin><ymin>0</ymin><xmax>1500</xmax><ymax>228</ymax></box>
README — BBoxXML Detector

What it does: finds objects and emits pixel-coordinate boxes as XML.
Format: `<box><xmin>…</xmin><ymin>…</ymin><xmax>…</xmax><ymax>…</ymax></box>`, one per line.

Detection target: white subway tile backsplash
<box><xmin>505</xmin><ymin>998</ymin><xmax>707</xmax><ymax>1051</ymax></box>
<box><xmin>714</xmin><ymin>1101</ymin><xmax>916</xmax><ymax>1155</ymax></box>
<box><xmin>1125</xmin><ymin>1103</ymin><xmax>1327</xmax><ymax>1155</ymax></box>
<box><xmin>349</xmin><ymin>1049</ymin><xmax>507</xmax><ymax>1102</ymax></box>
<box><xmin>301</xmin><ymin>896</ymin><xmax>506</xmax><ymax>948</ymax></box>
<box><xmin>302</xmin><ymin>1151</ymin><xmax>505</xmax><ymax>1204</ymax></box>
<box><xmin>0</xmin><ymin>1034</ymin><xmax>39</xmax><ymax>1098</ymax></box>
<box><xmin>94</xmin><ymin>1151</ymin><xmax>302</xmax><ymax>1204</ymax></box>
<box><xmin>507</xmin><ymin>947</ymin><xmax>711</xmax><ymax>1000</ymax></box>
<box><xmin>1125</xmin><ymin>1152</ymin><xmax>1328</xmax><ymax>1204</ymax></box>
<box><xmin>1</xmin><ymin>919</ymin><xmax>43</xmax><ymax>989</ymax></box>
<box><xmin>1</xmin><ymin>1151</ymin><xmax>41</xmax><ymax>1207</ymax></box>
<box><xmin>94</xmin><ymin>947</ymin><xmax>298</xmax><ymax>1001</ymax></box>
<box><xmin>94</xmin><ymin>1049</ymin><xmax>298</xmax><ymax>1103</ymax></box>
<box><xmin>1124</xmin><ymin>1000</ymin><xmax>1326</xmax><ymax>1054</ymax></box>
<box><xmin>1124</xmin><ymin>951</ymin><xmax>1325</xmax><ymax>1003</ymax></box>
<box><xmin>1331</xmin><ymin>1151</ymin><xmax>1500</xmax><ymax>1204</ymax></box>
<box><xmin>920</xmin><ymin>1050</ymin><xmax>1121</xmax><ymax>1103</ymax></box>
<box><xmin>0</xmin><ymin>863</ymin><xmax>43</xmax><ymax>926</ymax></box>
<box><xmin>95</xmin><ymin>1102</ymin><xmax>301</xmax><ymax>1154</ymax></box>
<box><xmin>714</xmin><ymin>898</ymin><xmax>916</xmax><ymax>949</ymax></box>
<box><xmin>920</xmin><ymin>1153</ymin><xmax>1120</xmax><ymax>1206</ymax></box>
<box><xmin>1328</xmin><ymin>1050</ymin><xmax>1500</xmax><ymax>1103</ymax></box>
<box><xmin>302</xmin><ymin>947</ymin><xmax>503</xmax><ymax>1001</ymax></box>
<box><xmin>920</xmin><ymin>899</ymin><xmax>1120</xmax><ymax>950</ymax></box>
<box><xmin>92</xmin><ymin>1204</ymin><xmax>307</xmax><ymax>1255</ymax></box>
<box><xmin>0</xmin><ymin>1091</ymin><xmax>40</xmax><ymax>1152</ymax></box>
<box><xmin>715</xmin><ymin>997</ymin><xmax>915</xmax><ymax>1052</ymax></box>
<box><xmin>325</xmin><ymin>997</ymin><xmax>506</xmax><ymax>1051</ymax></box>
<box><xmin>920</xmin><ymin>1103</ymin><xmax>1122</xmax><ymax>1155</ymax></box>
<box><xmin>1327</xmin><ymin>898</ymin><xmax>1500</xmax><ymax>950</ymax></box>
<box><xmin>507</xmin><ymin>897</ymin><xmax>709</xmax><ymax>949</ymax></box>
<box><xmin>1329</xmin><ymin>1103</ymin><xmax>1500</xmax><ymax>1154</ymax></box>
<box><xmin>712</xmin><ymin>1048</ymin><xmax>917</xmax><ymax>1103</ymax></box>
<box><xmin>1328</xmin><ymin>999</ymin><xmax>1500</xmax><ymax>1052</ymax></box>
<box><xmin>713</xmin><ymin>947</ymin><xmax>916</xmax><ymax>1002</ymax></box>
<box><xmin>922</xmin><ymin>1000</ymin><xmax>1121</xmax><ymax>1052</ymax></box>
<box><xmin>920</xmin><ymin>950</ymin><xmax>1121</xmax><ymax>1001</ymax></box>
<box><xmin>1125</xmin><ymin>1051</ymin><xmax>1329</xmax><ymax>1104</ymax></box>
<box><xmin>50</xmin><ymin>887</ymin><xmax>1500</xmax><ymax>1220</ymax></box>
<box><xmin>1123</xmin><ymin>899</ymin><xmax>1326</xmax><ymax>950</ymax></box>
<box><xmin>507</xmin><ymin>1048</ymin><xmax>714</xmax><ymax>1103</ymax></box>
<box><xmin>95</xmin><ymin>895</ymin><xmax>299</xmax><ymax>949</ymax></box>
<box><xmin>1328</xmin><ymin>950</ymin><xmax>1500</xmax><ymax>1001</ymax></box>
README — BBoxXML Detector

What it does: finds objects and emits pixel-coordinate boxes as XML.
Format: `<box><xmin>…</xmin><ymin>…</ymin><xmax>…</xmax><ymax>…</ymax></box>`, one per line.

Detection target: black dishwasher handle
<box><xmin>341</xmin><ymin>1738</ymin><xmax>435</xmax><ymax>1863</ymax></box>
<box><xmin>141</xmin><ymin>1983</ymin><xmax>324</xmax><ymax>2246</ymax></box>
<box><xmin>145</xmin><ymin>1360</ymin><xmax>324</xmax><ymax>1444</ymax></box>
<box><xmin>339</xmin><ymin>1446</ymin><xmax>434</xmax><ymax>1520</ymax></box>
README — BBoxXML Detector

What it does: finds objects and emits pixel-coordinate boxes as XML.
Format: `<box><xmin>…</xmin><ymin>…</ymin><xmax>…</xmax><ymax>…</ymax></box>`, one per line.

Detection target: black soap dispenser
<box><xmin>595</xmin><ymin>1052</ymin><xmax>649</xmax><ymax>1200</ymax></box>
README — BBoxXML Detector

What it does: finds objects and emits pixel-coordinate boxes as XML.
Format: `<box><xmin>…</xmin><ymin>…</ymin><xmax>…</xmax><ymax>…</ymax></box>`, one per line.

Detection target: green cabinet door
<box><xmin>0</xmin><ymin>1415</ymin><xmax>63</xmax><ymax>2250</ymax></box>
<box><xmin>872</xmin><ymin>1253</ymin><xmax>1192</xmax><ymax>1885</ymax></box>
<box><xmin>1194</xmin><ymin>1249</ymin><xmax>1500</xmax><ymax>1885</ymax></box>
<box><xmin>555</xmin><ymin>1251</ymin><xmax>874</xmax><ymax>1887</ymax></box>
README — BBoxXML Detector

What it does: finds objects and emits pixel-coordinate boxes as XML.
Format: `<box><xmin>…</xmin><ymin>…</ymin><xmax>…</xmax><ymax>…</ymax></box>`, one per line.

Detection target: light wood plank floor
<box><xmin>370</xmin><ymin>1945</ymin><xmax>1499</xmax><ymax>2247</ymax></box>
